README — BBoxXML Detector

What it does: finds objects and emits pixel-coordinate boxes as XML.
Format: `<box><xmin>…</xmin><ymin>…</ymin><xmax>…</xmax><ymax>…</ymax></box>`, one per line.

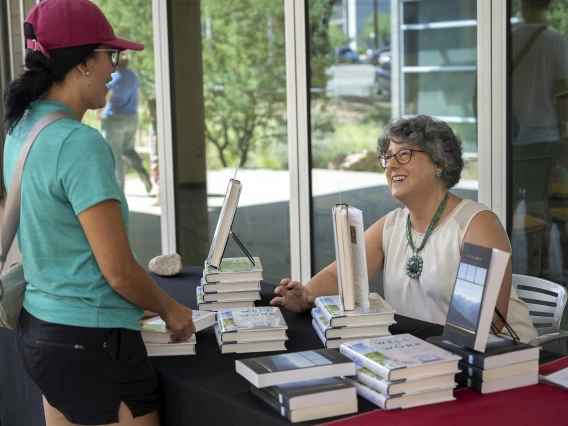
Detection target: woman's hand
<box><xmin>270</xmin><ymin>278</ymin><xmax>315</xmax><ymax>313</ymax></box>
<box><xmin>160</xmin><ymin>301</ymin><xmax>196</xmax><ymax>342</ymax></box>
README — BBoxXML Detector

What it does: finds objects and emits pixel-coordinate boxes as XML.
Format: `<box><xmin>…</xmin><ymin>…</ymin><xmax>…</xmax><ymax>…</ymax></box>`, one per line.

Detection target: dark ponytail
<box><xmin>3</xmin><ymin>23</ymin><xmax>98</xmax><ymax>132</ymax></box>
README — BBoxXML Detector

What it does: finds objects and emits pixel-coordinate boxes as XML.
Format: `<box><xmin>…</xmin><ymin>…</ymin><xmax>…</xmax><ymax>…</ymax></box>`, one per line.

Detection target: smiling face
<box><xmin>384</xmin><ymin>139</ymin><xmax>441</xmax><ymax>203</ymax></box>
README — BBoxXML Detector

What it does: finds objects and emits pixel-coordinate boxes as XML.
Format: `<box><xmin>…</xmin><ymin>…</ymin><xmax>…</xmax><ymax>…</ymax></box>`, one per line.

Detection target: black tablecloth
<box><xmin>0</xmin><ymin>267</ymin><xmax>563</xmax><ymax>426</ymax></box>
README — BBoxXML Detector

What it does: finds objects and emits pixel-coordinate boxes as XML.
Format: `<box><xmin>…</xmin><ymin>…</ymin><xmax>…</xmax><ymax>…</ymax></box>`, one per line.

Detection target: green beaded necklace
<box><xmin>405</xmin><ymin>193</ymin><xmax>449</xmax><ymax>279</ymax></box>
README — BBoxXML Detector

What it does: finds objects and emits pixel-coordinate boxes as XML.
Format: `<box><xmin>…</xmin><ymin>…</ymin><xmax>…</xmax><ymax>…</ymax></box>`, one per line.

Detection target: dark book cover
<box><xmin>239</xmin><ymin>348</ymin><xmax>353</xmax><ymax>376</ymax></box>
<box><xmin>456</xmin><ymin>373</ymin><xmax>483</xmax><ymax>392</ymax></box>
<box><xmin>260</xmin><ymin>377</ymin><xmax>353</xmax><ymax>408</ymax></box>
<box><xmin>426</xmin><ymin>335</ymin><xmax>537</xmax><ymax>369</ymax></box>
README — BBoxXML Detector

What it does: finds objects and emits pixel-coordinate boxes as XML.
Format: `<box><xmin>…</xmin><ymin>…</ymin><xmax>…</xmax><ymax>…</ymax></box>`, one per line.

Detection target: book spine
<box><xmin>311</xmin><ymin>311</ymin><xmax>328</xmax><ymax>336</ymax></box>
<box><xmin>356</xmin><ymin>369</ymin><xmax>389</xmax><ymax>394</ymax></box>
<box><xmin>455</xmin><ymin>373</ymin><xmax>482</xmax><ymax>392</ymax></box>
<box><xmin>458</xmin><ymin>362</ymin><xmax>483</xmax><ymax>381</ymax></box>
<box><xmin>351</xmin><ymin>381</ymin><xmax>386</xmax><ymax>409</ymax></box>
<box><xmin>339</xmin><ymin>345</ymin><xmax>392</xmax><ymax>381</ymax></box>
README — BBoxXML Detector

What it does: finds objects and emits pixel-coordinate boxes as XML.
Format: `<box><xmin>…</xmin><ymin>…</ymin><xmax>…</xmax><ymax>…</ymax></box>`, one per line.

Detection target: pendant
<box><xmin>406</xmin><ymin>254</ymin><xmax>423</xmax><ymax>279</ymax></box>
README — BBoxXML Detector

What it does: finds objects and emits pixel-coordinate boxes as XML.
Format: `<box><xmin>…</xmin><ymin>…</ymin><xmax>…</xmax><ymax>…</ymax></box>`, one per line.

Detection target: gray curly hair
<box><xmin>377</xmin><ymin>115</ymin><xmax>464</xmax><ymax>189</ymax></box>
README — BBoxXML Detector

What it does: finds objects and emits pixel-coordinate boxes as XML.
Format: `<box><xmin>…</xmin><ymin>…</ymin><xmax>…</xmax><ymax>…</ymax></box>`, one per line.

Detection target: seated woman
<box><xmin>271</xmin><ymin>115</ymin><xmax>538</xmax><ymax>343</ymax></box>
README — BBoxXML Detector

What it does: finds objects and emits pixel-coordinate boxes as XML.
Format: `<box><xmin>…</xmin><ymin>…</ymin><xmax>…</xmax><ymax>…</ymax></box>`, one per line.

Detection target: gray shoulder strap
<box><xmin>0</xmin><ymin>110</ymin><xmax>74</xmax><ymax>272</ymax></box>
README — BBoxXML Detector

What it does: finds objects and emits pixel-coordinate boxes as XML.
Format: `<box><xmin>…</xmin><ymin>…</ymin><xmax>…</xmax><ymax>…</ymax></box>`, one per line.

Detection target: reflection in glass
<box><xmin>509</xmin><ymin>0</ymin><xmax>568</xmax><ymax>295</ymax></box>
<box><xmin>309</xmin><ymin>0</ymin><xmax>478</xmax><ymax>296</ymax></box>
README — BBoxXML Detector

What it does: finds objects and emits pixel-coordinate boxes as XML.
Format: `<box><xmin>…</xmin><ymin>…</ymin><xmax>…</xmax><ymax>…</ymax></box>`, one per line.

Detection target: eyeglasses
<box><xmin>378</xmin><ymin>148</ymin><xmax>425</xmax><ymax>169</ymax></box>
<box><xmin>93</xmin><ymin>49</ymin><xmax>120</xmax><ymax>66</ymax></box>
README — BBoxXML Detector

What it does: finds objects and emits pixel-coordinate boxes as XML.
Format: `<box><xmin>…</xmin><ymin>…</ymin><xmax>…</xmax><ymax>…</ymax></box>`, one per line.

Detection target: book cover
<box><xmin>332</xmin><ymin>205</ymin><xmax>370</xmax><ymax>311</ymax></box>
<box><xmin>312</xmin><ymin>319</ymin><xmax>340</xmax><ymax>348</ymax></box>
<box><xmin>203</xmin><ymin>257</ymin><xmax>263</xmax><ymax>283</ymax></box>
<box><xmin>443</xmin><ymin>242</ymin><xmax>510</xmax><ymax>352</ymax></box>
<box><xmin>256</xmin><ymin>376</ymin><xmax>356</xmax><ymax>411</ymax></box>
<box><xmin>214</xmin><ymin>323</ymin><xmax>287</xmax><ymax>354</ymax></box>
<box><xmin>206</xmin><ymin>179</ymin><xmax>243</xmax><ymax>268</ymax></box>
<box><xmin>235</xmin><ymin>348</ymin><xmax>356</xmax><ymax>388</ymax></box>
<box><xmin>426</xmin><ymin>334</ymin><xmax>540</xmax><ymax>369</ymax></box>
<box><xmin>459</xmin><ymin>359</ymin><xmax>538</xmax><ymax>381</ymax></box>
<box><xmin>218</xmin><ymin>307</ymin><xmax>287</xmax><ymax>333</ymax></box>
<box><xmin>314</xmin><ymin>293</ymin><xmax>395</xmax><ymax>327</ymax></box>
<box><xmin>141</xmin><ymin>311</ymin><xmax>217</xmax><ymax>343</ymax></box>
<box><xmin>201</xmin><ymin>278</ymin><xmax>261</xmax><ymax>293</ymax></box>
<box><xmin>201</xmin><ymin>290</ymin><xmax>260</xmax><ymax>302</ymax></box>
<box><xmin>339</xmin><ymin>334</ymin><xmax>460</xmax><ymax>381</ymax></box>
<box><xmin>196</xmin><ymin>286</ymin><xmax>256</xmax><ymax>311</ymax></box>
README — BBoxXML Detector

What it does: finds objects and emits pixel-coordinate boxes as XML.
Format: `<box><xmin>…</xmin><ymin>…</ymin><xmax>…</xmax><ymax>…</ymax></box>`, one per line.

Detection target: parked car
<box><xmin>335</xmin><ymin>46</ymin><xmax>360</xmax><ymax>64</ymax></box>
<box><xmin>374</xmin><ymin>48</ymin><xmax>391</xmax><ymax>95</ymax></box>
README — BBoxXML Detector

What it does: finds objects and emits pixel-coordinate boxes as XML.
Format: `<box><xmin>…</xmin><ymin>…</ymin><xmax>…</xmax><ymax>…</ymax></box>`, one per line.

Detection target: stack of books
<box><xmin>427</xmin><ymin>334</ymin><xmax>540</xmax><ymax>393</ymax></box>
<box><xmin>214</xmin><ymin>307</ymin><xmax>289</xmax><ymax>354</ymax></box>
<box><xmin>141</xmin><ymin>311</ymin><xmax>217</xmax><ymax>357</ymax></box>
<box><xmin>236</xmin><ymin>349</ymin><xmax>358</xmax><ymax>423</ymax></box>
<box><xmin>198</xmin><ymin>257</ymin><xmax>263</xmax><ymax>311</ymax></box>
<box><xmin>340</xmin><ymin>334</ymin><xmax>460</xmax><ymax>410</ymax></box>
<box><xmin>311</xmin><ymin>293</ymin><xmax>396</xmax><ymax>348</ymax></box>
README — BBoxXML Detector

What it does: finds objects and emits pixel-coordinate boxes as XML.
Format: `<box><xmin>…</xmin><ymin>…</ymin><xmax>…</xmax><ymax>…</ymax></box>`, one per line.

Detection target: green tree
<box><xmin>91</xmin><ymin>0</ymin><xmax>155</xmax><ymax>102</ymax></box>
<box><xmin>361</xmin><ymin>13</ymin><xmax>391</xmax><ymax>49</ymax></box>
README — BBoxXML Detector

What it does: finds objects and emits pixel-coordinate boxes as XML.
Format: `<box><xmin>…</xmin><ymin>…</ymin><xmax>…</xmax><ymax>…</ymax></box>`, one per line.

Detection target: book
<box><xmin>311</xmin><ymin>307</ymin><xmax>392</xmax><ymax>339</ymax></box>
<box><xmin>540</xmin><ymin>365</ymin><xmax>568</xmax><ymax>390</ymax></box>
<box><xmin>426</xmin><ymin>334</ymin><xmax>540</xmax><ymax>369</ymax></box>
<box><xmin>251</xmin><ymin>386</ymin><xmax>358</xmax><ymax>423</ymax></box>
<box><xmin>196</xmin><ymin>286</ymin><xmax>255</xmax><ymax>311</ymax></box>
<box><xmin>456</xmin><ymin>372</ymin><xmax>538</xmax><ymax>394</ymax></box>
<box><xmin>443</xmin><ymin>242</ymin><xmax>510</xmax><ymax>352</ymax></box>
<box><xmin>217</xmin><ymin>307</ymin><xmax>288</xmax><ymax>342</ymax></box>
<box><xmin>459</xmin><ymin>359</ymin><xmax>538</xmax><ymax>381</ymax></box>
<box><xmin>314</xmin><ymin>293</ymin><xmax>396</xmax><ymax>327</ymax></box>
<box><xmin>345</xmin><ymin>377</ymin><xmax>455</xmax><ymax>411</ymax></box>
<box><xmin>141</xmin><ymin>311</ymin><xmax>217</xmax><ymax>344</ymax></box>
<box><xmin>339</xmin><ymin>334</ymin><xmax>460</xmax><ymax>382</ymax></box>
<box><xmin>201</xmin><ymin>279</ymin><xmax>261</xmax><ymax>293</ymax></box>
<box><xmin>206</xmin><ymin>178</ymin><xmax>243</xmax><ymax>269</ymax></box>
<box><xmin>214</xmin><ymin>324</ymin><xmax>287</xmax><ymax>354</ymax></box>
<box><xmin>253</xmin><ymin>376</ymin><xmax>356</xmax><ymax>411</ymax></box>
<box><xmin>332</xmin><ymin>204</ymin><xmax>370</xmax><ymax>310</ymax></box>
<box><xmin>355</xmin><ymin>363</ymin><xmax>458</xmax><ymax>396</ymax></box>
<box><xmin>201</xmin><ymin>290</ymin><xmax>260</xmax><ymax>303</ymax></box>
<box><xmin>312</xmin><ymin>319</ymin><xmax>390</xmax><ymax>349</ymax></box>
<box><xmin>145</xmin><ymin>336</ymin><xmax>197</xmax><ymax>357</ymax></box>
<box><xmin>235</xmin><ymin>348</ymin><xmax>356</xmax><ymax>388</ymax></box>
<box><xmin>203</xmin><ymin>257</ymin><xmax>263</xmax><ymax>283</ymax></box>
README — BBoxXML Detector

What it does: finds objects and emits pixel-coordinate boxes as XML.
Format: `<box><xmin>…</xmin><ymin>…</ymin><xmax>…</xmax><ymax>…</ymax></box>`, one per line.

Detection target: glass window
<box><xmin>309</xmin><ymin>0</ymin><xmax>478</xmax><ymax>295</ymax></box>
<box><xmin>169</xmin><ymin>0</ymin><xmax>290</xmax><ymax>283</ymax></box>
<box><xmin>509</xmin><ymin>0</ymin><xmax>568</xmax><ymax>305</ymax></box>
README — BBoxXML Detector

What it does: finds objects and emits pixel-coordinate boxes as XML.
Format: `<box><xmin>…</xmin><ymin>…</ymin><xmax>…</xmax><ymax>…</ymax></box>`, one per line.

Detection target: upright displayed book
<box><xmin>141</xmin><ymin>311</ymin><xmax>217</xmax><ymax>344</ymax></box>
<box><xmin>339</xmin><ymin>334</ymin><xmax>460</xmax><ymax>382</ymax></box>
<box><xmin>442</xmin><ymin>242</ymin><xmax>510</xmax><ymax>352</ymax></box>
<box><xmin>206</xmin><ymin>178</ymin><xmax>243</xmax><ymax>269</ymax></box>
<box><xmin>332</xmin><ymin>204</ymin><xmax>369</xmax><ymax>310</ymax></box>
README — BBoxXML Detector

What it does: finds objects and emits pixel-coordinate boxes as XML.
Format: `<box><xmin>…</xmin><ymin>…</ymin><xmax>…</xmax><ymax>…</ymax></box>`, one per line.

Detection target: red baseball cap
<box><xmin>24</xmin><ymin>0</ymin><xmax>144</xmax><ymax>59</ymax></box>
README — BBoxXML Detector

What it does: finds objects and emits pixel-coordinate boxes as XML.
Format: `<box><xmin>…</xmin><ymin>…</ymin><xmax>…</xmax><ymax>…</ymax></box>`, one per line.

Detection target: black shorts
<box><xmin>16</xmin><ymin>308</ymin><xmax>161</xmax><ymax>425</ymax></box>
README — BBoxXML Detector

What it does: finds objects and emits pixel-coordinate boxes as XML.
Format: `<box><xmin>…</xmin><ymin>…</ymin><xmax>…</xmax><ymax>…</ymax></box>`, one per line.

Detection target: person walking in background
<box><xmin>3</xmin><ymin>0</ymin><xmax>195</xmax><ymax>424</ymax></box>
<box><xmin>101</xmin><ymin>50</ymin><xmax>152</xmax><ymax>193</ymax></box>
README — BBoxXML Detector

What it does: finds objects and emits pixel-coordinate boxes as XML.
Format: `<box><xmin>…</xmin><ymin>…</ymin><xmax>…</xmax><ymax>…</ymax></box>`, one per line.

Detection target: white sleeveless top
<box><xmin>383</xmin><ymin>199</ymin><xmax>537</xmax><ymax>343</ymax></box>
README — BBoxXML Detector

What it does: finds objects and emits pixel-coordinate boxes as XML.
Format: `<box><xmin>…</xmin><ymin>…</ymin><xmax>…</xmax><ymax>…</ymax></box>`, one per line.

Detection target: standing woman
<box><xmin>3</xmin><ymin>1</ymin><xmax>194</xmax><ymax>425</ymax></box>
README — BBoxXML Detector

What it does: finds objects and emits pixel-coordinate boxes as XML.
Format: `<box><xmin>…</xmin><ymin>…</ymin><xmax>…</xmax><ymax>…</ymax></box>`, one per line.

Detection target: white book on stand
<box><xmin>332</xmin><ymin>204</ymin><xmax>369</xmax><ymax>310</ymax></box>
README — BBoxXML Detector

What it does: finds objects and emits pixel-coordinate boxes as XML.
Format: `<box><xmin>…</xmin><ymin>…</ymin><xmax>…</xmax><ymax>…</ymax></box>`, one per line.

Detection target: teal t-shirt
<box><xmin>3</xmin><ymin>100</ymin><xmax>143</xmax><ymax>330</ymax></box>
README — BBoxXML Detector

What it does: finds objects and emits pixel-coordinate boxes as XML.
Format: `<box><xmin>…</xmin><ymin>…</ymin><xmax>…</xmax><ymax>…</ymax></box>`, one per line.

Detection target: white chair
<box><xmin>512</xmin><ymin>274</ymin><xmax>568</xmax><ymax>354</ymax></box>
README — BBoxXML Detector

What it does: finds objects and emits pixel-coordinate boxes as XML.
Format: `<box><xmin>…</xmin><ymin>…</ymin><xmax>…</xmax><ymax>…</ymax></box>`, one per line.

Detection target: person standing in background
<box><xmin>101</xmin><ymin>50</ymin><xmax>152</xmax><ymax>193</ymax></box>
